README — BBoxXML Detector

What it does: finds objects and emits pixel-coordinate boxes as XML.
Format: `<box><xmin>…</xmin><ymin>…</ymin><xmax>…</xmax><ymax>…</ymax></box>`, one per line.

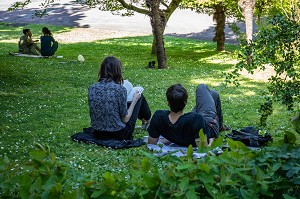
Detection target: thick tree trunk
<box><xmin>213</xmin><ymin>3</ymin><xmax>225</xmax><ymax>51</ymax></box>
<box><xmin>149</xmin><ymin>0</ymin><xmax>167</xmax><ymax>69</ymax></box>
<box><xmin>239</xmin><ymin>0</ymin><xmax>256</xmax><ymax>44</ymax></box>
<box><xmin>239</xmin><ymin>0</ymin><xmax>255</xmax><ymax>65</ymax></box>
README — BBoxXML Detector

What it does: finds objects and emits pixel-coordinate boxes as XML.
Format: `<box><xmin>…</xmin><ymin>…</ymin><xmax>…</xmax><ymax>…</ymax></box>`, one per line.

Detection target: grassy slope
<box><xmin>0</xmin><ymin>23</ymin><xmax>295</xmax><ymax>185</ymax></box>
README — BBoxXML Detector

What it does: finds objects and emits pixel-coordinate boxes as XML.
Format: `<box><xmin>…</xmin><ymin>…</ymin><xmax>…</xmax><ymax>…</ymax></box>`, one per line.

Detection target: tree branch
<box><xmin>164</xmin><ymin>0</ymin><xmax>182</xmax><ymax>20</ymax></box>
<box><xmin>117</xmin><ymin>0</ymin><xmax>150</xmax><ymax>15</ymax></box>
<box><xmin>161</xmin><ymin>1</ymin><xmax>168</xmax><ymax>8</ymax></box>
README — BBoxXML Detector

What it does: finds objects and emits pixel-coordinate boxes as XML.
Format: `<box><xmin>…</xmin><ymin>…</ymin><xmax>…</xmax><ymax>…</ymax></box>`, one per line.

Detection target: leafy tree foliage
<box><xmin>239</xmin><ymin>14</ymin><xmax>299</xmax><ymax>108</ymax></box>
<box><xmin>226</xmin><ymin>1</ymin><xmax>300</xmax><ymax>126</ymax></box>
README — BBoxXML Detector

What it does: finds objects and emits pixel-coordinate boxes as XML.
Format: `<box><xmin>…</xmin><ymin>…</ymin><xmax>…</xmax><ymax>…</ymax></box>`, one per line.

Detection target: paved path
<box><xmin>0</xmin><ymin>0</ymin><xmax>250</xmax><ymax>44</ymax></box>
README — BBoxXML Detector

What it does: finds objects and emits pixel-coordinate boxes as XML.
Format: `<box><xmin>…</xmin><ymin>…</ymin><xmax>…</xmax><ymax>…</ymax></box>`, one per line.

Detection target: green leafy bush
<box><xmin>2</xmin><ymin>139</ymin><xmax>299</xmax><ymax>198</ymax></box>
<box><xmin>227</xmin><ymin>13</ymin><xmax>299</xmax><ymax>128</ymax></box>
<box><xmin>247</xmin><ymin>14</ymin><xmax>299</xmax><ymax>107</ymax></box>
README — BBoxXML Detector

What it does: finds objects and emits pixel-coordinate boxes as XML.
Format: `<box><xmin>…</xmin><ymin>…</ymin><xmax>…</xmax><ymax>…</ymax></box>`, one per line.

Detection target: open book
<box><xmin>123</xmin><ymin>80</ymin><xmax>144</xmax><ymax>102</ymax></box>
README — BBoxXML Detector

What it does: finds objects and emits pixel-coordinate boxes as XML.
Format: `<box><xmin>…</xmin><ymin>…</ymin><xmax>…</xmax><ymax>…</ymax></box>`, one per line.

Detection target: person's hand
<box><xmin>132</xmin><ymin>90</ymin><xmax>141</xmax><ymax>102</ymax></box>
<box><xmin>207</xmin><ymin>138</ymin><xmax>214</xmax><ymax>146</ymax></box>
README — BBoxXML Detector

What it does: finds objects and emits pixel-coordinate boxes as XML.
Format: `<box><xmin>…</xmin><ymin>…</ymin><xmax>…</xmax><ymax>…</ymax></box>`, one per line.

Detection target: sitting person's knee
<box><xmin>197</xmin><ymin>84</ymin><xmax>207</xmax><ymax>90</ymax></box>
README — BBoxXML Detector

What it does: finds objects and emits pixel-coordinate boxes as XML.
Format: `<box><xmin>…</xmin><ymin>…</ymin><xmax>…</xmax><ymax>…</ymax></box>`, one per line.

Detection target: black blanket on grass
<box><xmin>71</xmin><ymin>127</ymin><xmax>144</xmax><ymax>149</ymax></box>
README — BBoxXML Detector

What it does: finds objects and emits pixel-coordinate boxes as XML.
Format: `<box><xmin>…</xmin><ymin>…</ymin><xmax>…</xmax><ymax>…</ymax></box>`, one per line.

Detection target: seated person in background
<box><xmin>40</xmin><ymin>27</ymin><xmax>58</xmax><ymax>56</ymax></box>
<box><xmin>147</xmin><ymin>84</ymin><xmax>228</xmax><ymax>147</ymax></box>
<box><xmin>88</xmin><ymin>56</ymin><xmax>151</xmax><ymax>140</ymax></box>
<box><xmin>18</xmin><ymin>28</ymin><xmax>41</xmax><ymax>55</ymax></box>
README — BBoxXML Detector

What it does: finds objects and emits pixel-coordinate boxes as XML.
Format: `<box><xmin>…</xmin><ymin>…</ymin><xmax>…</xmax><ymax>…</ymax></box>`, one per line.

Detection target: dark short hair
<box><xmin>23</xmin><ymin>29</ymin><xmax>30</xmax><ymax>35</ymax></box>
<box><xmin>98</xmin><ymin>56</ymin><xmax>123</xmax><ymax>84</ymax></box>
<box><xmin>166</xmin><ymin>84</ymin><xmax>188</xmax><ymax>113</ymax></box>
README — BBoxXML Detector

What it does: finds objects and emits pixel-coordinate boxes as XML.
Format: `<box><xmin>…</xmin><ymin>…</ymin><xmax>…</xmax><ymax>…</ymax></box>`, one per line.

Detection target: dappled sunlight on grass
<box><xmin>0</xmin><ymin>39</ymin><xmax>18</xmax><ymax>43</ymax></box>
<box><xmin>0</xmin><ymin>23</ymin><xmax>297</xmax><ymax>189</ymax></box>
<box><xmin>203</xmin><ymin>56</ymin><xmax>239</xmax><ymax>65</ymax></box>
<box><xmin>190</xmin><ymin>78</ymin><xmax>221</xmax><ymax>87</ymax></box>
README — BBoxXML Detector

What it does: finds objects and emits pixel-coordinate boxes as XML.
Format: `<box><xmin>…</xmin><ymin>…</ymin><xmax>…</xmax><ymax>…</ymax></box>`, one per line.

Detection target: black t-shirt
<box><xmin>147</xmin><ymin>110</ymin><xmax>212</xmax><ymax>147</ymax></box>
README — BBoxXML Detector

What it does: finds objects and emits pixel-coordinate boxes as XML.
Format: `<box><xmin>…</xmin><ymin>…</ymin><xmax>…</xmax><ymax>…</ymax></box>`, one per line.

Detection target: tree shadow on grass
<box><xmin>0</xmin><ymin>2</ymin><xmax>90</xmax><ymax>28</ymax></box>
<box><xmin>165</xmin><ymin>21</ymin><xmax>258</xmax><ymax>45</ymax></box>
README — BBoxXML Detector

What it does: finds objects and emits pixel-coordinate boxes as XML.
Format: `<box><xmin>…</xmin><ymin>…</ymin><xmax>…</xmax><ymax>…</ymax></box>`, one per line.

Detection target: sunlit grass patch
<box><xmin>0</xmin><ymin>23</ymin><xmax>297</xmax><ymax>189</ymax></box>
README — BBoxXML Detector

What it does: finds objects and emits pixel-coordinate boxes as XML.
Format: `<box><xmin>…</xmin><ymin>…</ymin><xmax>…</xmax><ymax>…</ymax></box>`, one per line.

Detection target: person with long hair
<box><xmin>88</xmin><ymin>56</ymin><xmax>151</xmax><ymax>140</ymax></box>
<box><xmin>40</xmin><ymin>27</ymin><xmax>58</xmax><ymax>56</ymax></box>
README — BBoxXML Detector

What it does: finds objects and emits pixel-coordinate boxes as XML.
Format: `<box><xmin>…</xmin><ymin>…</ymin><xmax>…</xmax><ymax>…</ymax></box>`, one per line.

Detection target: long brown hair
<box><xmin>98</xmin><ymin>56</ymin><xmax>123</xmax><ymax>84</ymax></box>
<box><xmin>42</xmin><ymin>27</ymin><xmax>52</xmax><ymax>36</ymax></box>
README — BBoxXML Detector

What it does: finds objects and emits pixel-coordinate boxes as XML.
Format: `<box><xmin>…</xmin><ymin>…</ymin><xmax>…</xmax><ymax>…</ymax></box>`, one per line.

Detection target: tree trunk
<box><xmin>239</xmin><ymin>0</ymin><xmax>255</xmax><ymax>65</ymax></box>
<box><xmin>239</xmin><ymin>0</ymin><xmax>256</xmax><ymax>44</ymax></box>
<box><xmin>213</xmin><ymin>3</ymin><xmax>225</xmax><ymax>51</ymax></box>
<box><xmin>149</xmin><ymin>0</ymin><xmax>167</xmax><ymax>69</ymax></box>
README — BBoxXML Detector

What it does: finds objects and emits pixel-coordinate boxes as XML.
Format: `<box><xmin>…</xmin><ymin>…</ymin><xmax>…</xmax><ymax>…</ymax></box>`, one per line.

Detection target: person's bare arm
<box><xmin>27</xmin><ymin>33</ymin><xmax>39</xmax><ymax>43</ymax></box>
<box><xmin>207</xmin><ymin>138</ymin><xmax>214</xmax><ymax>146</ymax></box>
<box><xmin>121</xmin><ymin>90</ymin><xmax>141</xmax><ymax>123</ymax></box>
<box><xmin>148</xmin><ymin>136</ymin><xmax>159</xmax><ymax>145</ymax></box>
<box><xmin>159</xmin><ymin>137</ymin><xmax>171</xmax><ymax>145</ymax></box>
<box><xmin>195</xmin><ymin>136</ymin><xmax>214</xmax><ymax>146</ymax></box>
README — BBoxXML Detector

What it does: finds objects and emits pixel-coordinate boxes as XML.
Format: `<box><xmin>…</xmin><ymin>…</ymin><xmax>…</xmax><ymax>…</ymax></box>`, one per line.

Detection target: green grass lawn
<box><xmin>0</xmin><ymin>23</ymin><xmax>296</xmax><ymax>186</ymax></box>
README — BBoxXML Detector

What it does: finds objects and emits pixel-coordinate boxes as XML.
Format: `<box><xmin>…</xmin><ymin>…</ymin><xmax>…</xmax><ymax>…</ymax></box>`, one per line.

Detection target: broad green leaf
<box><xmin>210</xmin><ymin>136</ymin><xmax>223</xmax><ymax>148</ymax></box>
<box><xmin>197</xmin><ymin>173</ymin><xmax>215</xmax><ymax>184</ymax></box>
<box><xmin>19</xmin><ymin>173</ymin><xmax>31</xmax><ymax>199</ymax></box>
<box><xmin>34</xmin><ymin>143</ymin><xmax>47</xmax><ymax>152</ymax></box>
<box><xmin>177</xmin><ymin>163</ymin><xmax>194</xmax><ymax>170</ymax></box>
<box><xmin>29</xmin><ymin>150</ymin><xmax>48</xmax><ymax>161</ymax></box>
<box><xmin>186</xmin><ymin>188</ymin><xmax>198</xmax><ymax>199</ymax></box>
<box><xmin>226</xmin><ymin>138</ymin><xmax>251</xmax><ymax>154</ymax></box>
<box><xmin>31</xmin><ymin>177</ymin><xmax>42</xmax><ymax>193</ymax></box>
<box><xmin>103</xmin><ymin>172</ymin><xmax>115</xmax><ymax>186</ymax></box>
<box><xmin>44</xmin><ymin>176</ymin><xmax>56</xmax><ymax>191</ymax></box>
<box><xmin>143</xmin><ymin>174</ymin><xmax>159</xmax><ymax>189</ymax></box>
<box><xmin>204</xmin><ymin>183</ymin><xmax>218</xmax><ymax>198</ymax></box>
<box><xmin>141</xmin><ymin>151</ymin><xmax>159</xmax><ymax>161</ymax></box>
<box><xmin>199</xmin><ymin>129</ymin><xmax>206</xmax><ymax>142</ymax></box>
<box><xmin>186</xmin><ymin>144</ymin><xmax>193</xmax><ymax>159</ymax></box>
<box><xmin>197</xmin><ymin>163</ymin><xmax>210</xmax><ymax>173</ymax></box>
<box><xmin>240</xmin><ymin>188</ymin><xmax>257</xmax><ymax>199</ymax></box>
<box><xmin>196</xmin><ymin>129</ymin><xmax>210</xmax><ymax>153</ymax></box>
<box><xmin>91</xmin><ymin>189</ymin><xmax>106</xmax><ymax>198</ymax></box>
<box><xmin>141</xmin><ymin>157</ymin><xmax>150</xmax><ymax>172</ymax></box>
<box><xmin>179</xmin><ymin>177</ymin><xmax>189</xmax><ymax>192</ymax></box>
<box><xmin>38</xmin><ymin>165</ymin><xmax>50</xmax><ymax>176</ymax></box>
<box><xmin>282</xmin><ymin>194</ymin><xmax>297</xmax><ymax>199</ymax></box>
<box><xmin>284</xmin><ymin>131</ymin><xmax>296</xmax><ymax>144</ymax></box>
<box><xmin>63</xmin><ymin>186</ymin><xmax>89</xmax><ymax>199</ymax></box>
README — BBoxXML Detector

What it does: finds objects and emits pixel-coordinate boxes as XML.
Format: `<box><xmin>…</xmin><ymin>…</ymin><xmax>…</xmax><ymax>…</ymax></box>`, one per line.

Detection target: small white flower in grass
<box><xmin>78</xmin><ymin>55</ymin><xmax>85</xmax><ymax>63</ymax></box>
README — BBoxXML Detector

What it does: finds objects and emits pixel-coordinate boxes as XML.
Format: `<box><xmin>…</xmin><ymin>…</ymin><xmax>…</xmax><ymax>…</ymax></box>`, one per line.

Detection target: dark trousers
<box><xmin>94</xmin><ymin>94</ymin><xmax>151</xmax><ymax>140</ymax></box>
<box><xmin>125</xmin><ymin>94</ymin><xmax>151</xmax><ymax>135</ymax></box>
<box><xmin>41</xmin><ymin>41</ymin><xmax>58</xmax><ymax>56</ymax></box>
<box><xmin>193</xmin><ymin>84</ymin><xmax>223</xmax><ymax>136</ymax></box>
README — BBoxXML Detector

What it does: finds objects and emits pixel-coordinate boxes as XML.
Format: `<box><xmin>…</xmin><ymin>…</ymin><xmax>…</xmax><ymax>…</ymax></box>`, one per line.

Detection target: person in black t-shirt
<box><xmin>147</xmin><ymin>84</ymin><xmax>227</xmax><ymax>147</ymax></box>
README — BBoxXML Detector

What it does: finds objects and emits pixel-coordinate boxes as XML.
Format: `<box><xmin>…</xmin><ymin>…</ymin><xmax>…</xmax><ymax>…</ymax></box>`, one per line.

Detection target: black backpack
<box><xmin>225</xmin><ymin>126</ymin><xmax>273</xmax><ymax>147</ymax></box>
